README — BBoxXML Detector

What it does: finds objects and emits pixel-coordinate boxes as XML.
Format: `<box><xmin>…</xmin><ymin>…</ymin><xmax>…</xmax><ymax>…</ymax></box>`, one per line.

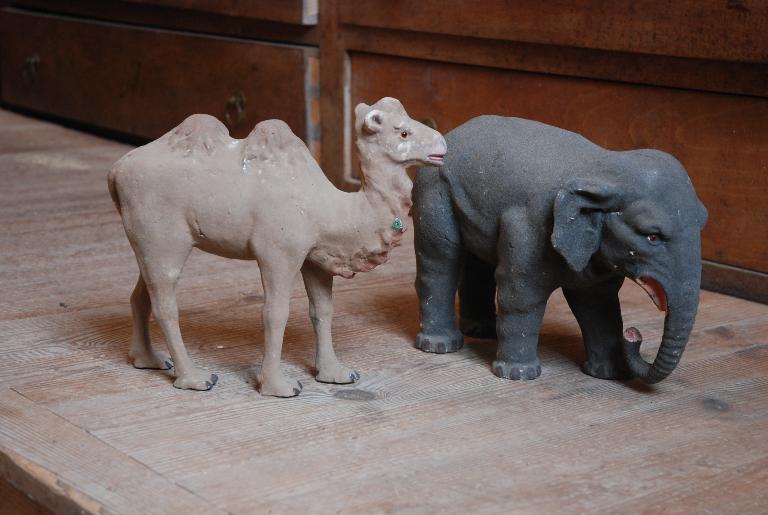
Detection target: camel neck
<box><xmin>357</xmin><ymin>155</ymin><xmax>413</xmax><ymax>219</ymax></box>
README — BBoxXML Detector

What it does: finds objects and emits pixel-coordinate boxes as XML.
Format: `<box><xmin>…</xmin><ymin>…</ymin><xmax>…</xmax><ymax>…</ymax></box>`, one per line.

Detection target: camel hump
<box><xmin>165</xmin><ymin>114</ymin><xmax>231</xmax><ymax>156</ymax></box>
<box><xmin>243</xmin><ymin>119</ymin><xmax>305</xmax><ymax>163</ymax></box>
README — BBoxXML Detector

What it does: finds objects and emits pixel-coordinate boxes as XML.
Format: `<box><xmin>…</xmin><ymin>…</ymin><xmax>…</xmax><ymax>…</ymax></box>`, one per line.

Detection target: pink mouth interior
<box><xmin>623</xmin><ymin>326</ymin><xmax>643</xmax><ymax>343</ymax></box>
<box><xmin>428</xmin><ymin>154</ymin><xmax>444</xmax><ymax>162</ymax></box>
<box><xmin>634</xmin><ymin>276</ymin><xmax>668</xmax><ymax>312</ymax></box>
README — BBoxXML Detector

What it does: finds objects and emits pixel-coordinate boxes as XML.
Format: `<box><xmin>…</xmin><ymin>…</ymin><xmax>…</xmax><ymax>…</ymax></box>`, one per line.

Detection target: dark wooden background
<box><xmin>0</xmin><ymin>0</ymin><xmax>765</xmax><ymax>301</ymax></box>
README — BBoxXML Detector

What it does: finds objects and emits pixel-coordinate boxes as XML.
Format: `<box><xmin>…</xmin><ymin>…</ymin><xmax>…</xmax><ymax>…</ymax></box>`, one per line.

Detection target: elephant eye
<box><xmin>647</xmin><ymin>234</ymin><xmax>661</xmax><ymax>244</ymax></box>
<box><xmin>400</xmin><ymin>131</ymin><xmax>409</xmax><ymax>139</ymax></box>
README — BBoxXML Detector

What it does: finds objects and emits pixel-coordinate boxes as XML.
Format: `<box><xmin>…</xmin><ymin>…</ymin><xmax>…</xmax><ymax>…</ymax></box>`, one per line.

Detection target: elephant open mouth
<box><xmin>633</xmin><ymin>276</ymin><xmax>668</xmax><ymax>312</ymax></box>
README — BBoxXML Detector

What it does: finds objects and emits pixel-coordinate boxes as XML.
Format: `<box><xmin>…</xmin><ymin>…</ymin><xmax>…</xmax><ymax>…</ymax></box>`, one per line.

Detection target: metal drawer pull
<box><xmin>225</xmin><ymin>91</ymin><xmax>246</xmax><ymax>127</ymax></box>
<box><xmin>24</xmin><ymin>53</ymin><xmax>40</xmax><ymax>81</ymax></box>
<box><xmin>421</xmin><ymin>117</ymin><xmax>438</xmax><ymax>130</ymax></box>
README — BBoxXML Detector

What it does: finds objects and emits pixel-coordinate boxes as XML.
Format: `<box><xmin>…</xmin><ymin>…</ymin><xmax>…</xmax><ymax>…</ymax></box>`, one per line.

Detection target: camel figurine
<box><xmin>108</xmin><ymin>98</ymin><xmax>446</xmax><ymax>397</ymax></box>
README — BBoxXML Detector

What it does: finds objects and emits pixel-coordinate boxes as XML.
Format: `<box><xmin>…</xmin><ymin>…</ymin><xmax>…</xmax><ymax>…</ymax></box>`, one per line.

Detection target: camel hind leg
<box><xmin>127</xmin><ymin>220</ymin><xmax>217</xmax><ymax>391</ymax></box>
<box><xmin>128</xmin><ymin>274</ymin><xmax>172</xmax><ymax>370</ymax></box>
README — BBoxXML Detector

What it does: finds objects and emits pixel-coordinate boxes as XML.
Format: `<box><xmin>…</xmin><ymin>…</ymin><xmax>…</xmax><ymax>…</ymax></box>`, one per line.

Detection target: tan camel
<box><xmin>108</xmin><ymin>98</ymin><xmax>446</xmax><ymax>397</ymax></box>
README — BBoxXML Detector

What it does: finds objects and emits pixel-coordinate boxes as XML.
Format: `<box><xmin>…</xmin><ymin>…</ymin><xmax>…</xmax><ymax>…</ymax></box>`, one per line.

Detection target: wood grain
<box><xmin>0</xmin><ymin>389</ymin><xmax>227</xmax><ymax>515</ymax></box>
<box><xmin>0</xmin><ymin>9</ymin><xmax>315</xmax><ymax>140</ymax></box>
<box><xmin>349</xmin><ymin>52</ymin><xmax>768</xmax><ymax>274</ymax></box>
<box><xmin>1</xmin><ymin>110</ymin><xmax>767</xmax><ymax>513</ymax></box>
<box><xmin>340</xmin><ymin>0</ymin><xmax>768</xmax><ymax>63</ymax></box>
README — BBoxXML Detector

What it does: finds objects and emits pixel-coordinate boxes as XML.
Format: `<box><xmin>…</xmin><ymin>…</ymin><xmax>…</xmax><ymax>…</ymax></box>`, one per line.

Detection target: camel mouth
<box><xmin>633</xmin><ymin>276</ymin><xmax>668</xmax><ymax>312</ymax></box>
<box><xmin>427</xmin><ymin>154</ymin><xmax>445</xmax><ymax>164</ymax></box>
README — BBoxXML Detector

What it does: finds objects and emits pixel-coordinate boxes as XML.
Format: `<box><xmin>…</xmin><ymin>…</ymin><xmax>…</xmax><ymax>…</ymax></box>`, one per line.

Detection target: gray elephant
<box><xmin>413</xmin><ymin>115</ymin><xmax>708</xmax><ymax>384</ymax></box>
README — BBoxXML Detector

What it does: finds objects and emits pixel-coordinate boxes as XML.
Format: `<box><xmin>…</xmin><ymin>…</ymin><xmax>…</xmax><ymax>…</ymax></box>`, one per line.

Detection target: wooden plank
<box><xmin>318</xmin><ymin>0</ymin><xmax>349</xmax><ymax>188</ymax></box>
<box><xmin>0</xmin><ymin>9</ymin><xmax>315</xmax><ymax>140</ymax></box>
<box><xmin>349</xmin><ymin>52</ymin><xmax>768</xmax><ymax>274</ymax></box>
<box><xmin>0</xmin><ymin>476</ymin><xmax>52</xmax><ymax>515</ymax></box>
<box><xmin>8</xmin><ymin>1</ymin><xmax>319</xmax><ymax>45</ymax></box>
<box><xmin>340</xmin><ymin>0</ymin><xmax>768</xmax><ymax>63</ymax></box>
<box><xmin>342</xmin><ymin>25</ymin><xmax>768</xmax><ymax>98</ymax></box>
<box><xmin>2</xmin><ymin>110</ymin><xmax>768</xmax><ymax>513</ymax></box>
<box><xmin>0</xmin><ymin>389</ymin><xmax>226</xmax><ymax>515</ymax></box>
<box><xmin>702</xmin><ymin>260</ymin><xmax>768</xmax><ymax>303</ymax></box>
<box><xmin>121</xmin><ymin>0</ymin><xmax>317</xmax><ymax>25</ymax></box>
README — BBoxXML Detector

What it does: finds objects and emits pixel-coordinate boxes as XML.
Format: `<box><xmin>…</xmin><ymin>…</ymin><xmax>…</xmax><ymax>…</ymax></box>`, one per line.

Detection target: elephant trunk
<box><xmin>623</xmin><ymin>274</ymin><xmax>701</xmax><ymax>384</ymax></box>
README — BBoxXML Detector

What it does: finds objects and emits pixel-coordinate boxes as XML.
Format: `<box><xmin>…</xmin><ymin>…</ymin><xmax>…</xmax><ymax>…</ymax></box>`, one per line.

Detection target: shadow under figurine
<box><xmin>108</xmin><ymin>97</ymin><xmax>446</xmax><ymax>397</ymax></box>
<box><xmin>413</xmin><ymin>115</ymin><xmax>707</xmax><ymax>384</ymax></box>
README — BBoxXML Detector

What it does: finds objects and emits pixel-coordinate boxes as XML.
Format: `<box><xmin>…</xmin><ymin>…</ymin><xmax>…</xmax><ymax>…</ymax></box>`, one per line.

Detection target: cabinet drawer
<box><xmin>121</xmin><ymin>0</ymin><xmax>318</xmax><ymax>25</ymax></box>
<box><xmin>0</xmin><ymin>10</ymin><xmax>320</xmax><ymax>152</ymax></box>
<box><xmin>341</xmin><ymin>0</ymin><xmax>768</xmax><ymax>62</ymax></box>
<box><xmin>350</xmin><ymin>53</ymin><xmax>768</xmax><ymax>274</ymax></box>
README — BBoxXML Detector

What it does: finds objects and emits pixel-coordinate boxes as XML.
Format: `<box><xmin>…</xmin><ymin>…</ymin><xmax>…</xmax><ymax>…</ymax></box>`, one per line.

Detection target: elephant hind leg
<box><xmin>459</xmin><ymin>252</ymin><xmax>497</xmax><ymax>339</ymax></box>
<box><xmin>413</xmin><ymin>167</ymin><xmax>463</xmax><ymax>354</ymax></box>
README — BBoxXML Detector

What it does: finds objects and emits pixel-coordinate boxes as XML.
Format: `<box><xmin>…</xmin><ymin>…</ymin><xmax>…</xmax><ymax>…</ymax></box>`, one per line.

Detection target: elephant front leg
<box><xmin>563</xmin><ymin>278</ymin><xmax>632</xmax><ymax>380</ymax></box>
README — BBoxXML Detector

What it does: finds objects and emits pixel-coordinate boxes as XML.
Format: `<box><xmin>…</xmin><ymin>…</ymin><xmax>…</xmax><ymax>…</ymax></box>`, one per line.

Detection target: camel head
<box><xmin>354</xmin><ymin>97</ymin><xmax>447</xmax><ymax>169</ymax></box>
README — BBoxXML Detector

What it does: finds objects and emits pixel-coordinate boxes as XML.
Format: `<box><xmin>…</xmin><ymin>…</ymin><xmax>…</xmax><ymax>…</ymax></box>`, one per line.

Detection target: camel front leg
<box><xmin>258</xmin><ymin>256</ymin><xmax>303</xmax><ymax>398</ymax></box>
<box><xmin>302</xmin><ymin>262</ymin><xmax>359</xmax><ymax>384</ymax></box>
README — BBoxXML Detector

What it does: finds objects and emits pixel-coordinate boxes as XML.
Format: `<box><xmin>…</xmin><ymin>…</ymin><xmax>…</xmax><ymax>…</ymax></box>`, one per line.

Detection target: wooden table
<box><xmin>2</xmin><ymin>109</ymin><xmax>767</xmax><ymax>514</ymax></box>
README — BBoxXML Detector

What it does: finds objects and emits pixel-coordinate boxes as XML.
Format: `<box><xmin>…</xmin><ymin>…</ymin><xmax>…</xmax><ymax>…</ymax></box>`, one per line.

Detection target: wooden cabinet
<box><xmin>0</xmin><ymin>10</ymin><xmax>319</xmax><ymax>151</ymax></box>
<box><xmin>349</xmin><ymin>53</ymin><xmax>768</xmax><ymax>276</ymax></box>
<box><xmin>340</xmin><ymin>0</ymin><xmax>768</xmax><ymax>62</ymax></box>
<box><xmin>333</xmin><ymin>0</ymin><xmax>768</xmax><ymax>301</ymax></box>
<box><xmin>0</xmin><ymin>0</ymin><xmax>765</xmax><ymax>301</ymax></box>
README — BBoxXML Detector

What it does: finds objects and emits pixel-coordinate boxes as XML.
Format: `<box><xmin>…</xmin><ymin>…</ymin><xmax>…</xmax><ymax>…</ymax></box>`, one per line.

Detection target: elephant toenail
<box><xmin>437</xmin><ymin>342</ymin><xmax>446</xmax><ymax>353</ymax></box>
<box><xmin>210</xmin><ymin>374</ymin><xmax>219</xmax><ymax>385</ymax></box>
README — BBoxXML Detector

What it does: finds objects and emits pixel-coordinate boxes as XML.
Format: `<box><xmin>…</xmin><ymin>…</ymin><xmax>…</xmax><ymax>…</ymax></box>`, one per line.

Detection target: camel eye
<box><xmin>400</xmin><ymin>131</ymin><xmax>408</xmax><ymax>139</ymax></box>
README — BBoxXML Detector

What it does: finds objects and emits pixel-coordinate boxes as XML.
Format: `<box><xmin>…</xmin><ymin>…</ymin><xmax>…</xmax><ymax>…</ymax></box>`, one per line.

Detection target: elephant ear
<box><xmin>551</xmin><ymin>179</ymin><xmax>621</xmax><ymax>272</ymax></box>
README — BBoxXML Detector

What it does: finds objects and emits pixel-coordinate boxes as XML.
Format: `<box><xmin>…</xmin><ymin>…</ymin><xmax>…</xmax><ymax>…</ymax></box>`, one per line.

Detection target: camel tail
<box><xmin>107</xmin><ymin>166</ymin><xmax>122</xmax><ymax>216</ymax></box>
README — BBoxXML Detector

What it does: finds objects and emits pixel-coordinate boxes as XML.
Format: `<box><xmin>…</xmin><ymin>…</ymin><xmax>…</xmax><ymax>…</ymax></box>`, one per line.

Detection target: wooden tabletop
<box><xmin>1</xmin><ymin>109</ymin><xmax>767</xmax><ymax>514</ymax></box>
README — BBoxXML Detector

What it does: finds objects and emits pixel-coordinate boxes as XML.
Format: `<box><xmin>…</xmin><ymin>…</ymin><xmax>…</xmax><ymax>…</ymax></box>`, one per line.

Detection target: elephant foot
<box><xmin>415</xmin><ymin>329</ymin><xmax>464</xmax><ymax>354</ymax></box>
<box><xmin>582</xmin><ymin>360</ymin><xmax>633</xmax><ymax>380</ymax></box>
<box><xmin>492</xmin><ymin>359</ymin><xmax>541</xmax><ymax>381</ymax></box>
<box><xmin>460</xmin><ymin>317</ymin><xmax>497</xmax><ymax>339</ymax></box>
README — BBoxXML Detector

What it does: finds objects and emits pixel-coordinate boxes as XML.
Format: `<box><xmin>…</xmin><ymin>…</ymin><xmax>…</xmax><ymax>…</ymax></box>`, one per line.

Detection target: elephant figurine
<box><xmin>413</xmin><ymin>115</ymin><xmax>708</xmax><ymax>384</ymax></box>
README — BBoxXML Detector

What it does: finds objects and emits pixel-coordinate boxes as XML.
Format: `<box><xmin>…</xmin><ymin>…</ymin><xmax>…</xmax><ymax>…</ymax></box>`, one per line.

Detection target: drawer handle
<box><xmin>24</xmin><ymin>53</ymin><xmax>40</xmax><ymax>81</ymax></box>
<box><xmin>421</xmin><ymin>117</ymin><xmax>438</xmax><ymax>130</ymax></box>
<box><xmin>225</xmin><ymin>92</ymin><xmax>246</xmax><ymax>127</ymax></box>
